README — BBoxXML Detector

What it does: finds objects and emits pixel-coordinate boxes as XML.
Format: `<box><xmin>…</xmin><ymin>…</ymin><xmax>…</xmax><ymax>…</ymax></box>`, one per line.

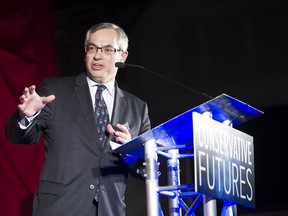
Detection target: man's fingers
<box><xmin>107</xmin><ymin>124</ymin><xmax>115</xmax><ymax>135</ymax></box>
<box><xmin>116</xmin><ymin>136</ymin><xmax>127</xmax><ymax>144</ymax></box>
<box><xmin>20</xmin><ymin>85</ymin><xmax>36</xmax><ymax>102</ymax></box>
<box><xmin>19</xmin><ymin>95</ymin><xmax>26</xmax><ymax>103</ymax></box>
<box><xmin>28</xmin><ymin>85</ymin><xmax>36</xmax><ymax>94</ymax></box>
<box><xmin>115</xmin><ymin>124</ymin><xmax>131</xmax><ymax>142</ymax></box>
<box><xmin>17</xmin><ymin>103</ymin><xmax>25</xmax><ymax>110</ymax></box>
<box><xmin>116</xmin><ymin>123</ymin><xmax>129</xmax><ymax>133</ymax></box>
<box><xmin>41</xmin><ymin>95</ymin><xmax>56</xmax><ymax>104</ymax></box>
<box><xmin>22</xmin><ymin>87</ymin><xmax>29</xmax><ymax>95</ymax></box>
<box><xmin>107</xmin><ymin>123</ymin><xmax>131</xmax><ymax>144</ymax></box>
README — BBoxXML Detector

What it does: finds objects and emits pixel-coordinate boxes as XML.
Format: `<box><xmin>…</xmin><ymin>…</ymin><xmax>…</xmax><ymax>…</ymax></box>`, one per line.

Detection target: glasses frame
<box><xmin>85</xmin><ymin>43</ymin><xmax>122</xmax><ymax>55</ymax></box>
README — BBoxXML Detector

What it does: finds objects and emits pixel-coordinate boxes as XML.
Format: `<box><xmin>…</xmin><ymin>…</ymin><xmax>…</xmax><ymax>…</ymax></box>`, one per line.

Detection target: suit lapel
<box><xmin>111</xmin><ymin>83</ymin><xmax>126</xmax><ymax>126</ymax></box>
<box><xmin>74</xmin><ymin>73</ymin><xmax>102</xmax><ymax>154</ymax></box>
<box><xmin>105</xmin><ymin>83</ymin><xmax>127</xmax><ymax>146</ymax></box>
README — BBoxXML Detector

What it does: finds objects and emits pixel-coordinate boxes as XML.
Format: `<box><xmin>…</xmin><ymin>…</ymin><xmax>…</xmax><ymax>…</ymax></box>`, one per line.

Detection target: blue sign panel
<box><xmin>193</xmin><ymin>112</ymin><xmax>255</xmax><ymax>208</ymax></box>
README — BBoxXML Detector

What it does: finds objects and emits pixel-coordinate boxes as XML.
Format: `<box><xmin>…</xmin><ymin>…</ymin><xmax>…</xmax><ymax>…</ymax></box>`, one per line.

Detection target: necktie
<box><xmin>95</xmin><ymin>85</ymin><xmax>110</xmax><ymax>146</ymax></box>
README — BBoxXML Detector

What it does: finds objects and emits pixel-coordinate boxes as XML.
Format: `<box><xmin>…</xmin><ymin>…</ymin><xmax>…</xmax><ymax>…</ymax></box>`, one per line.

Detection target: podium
<box><xmin>116</xmin><ymin>94</ymin><xmax>263</xmax><ymax>216</ymax></box>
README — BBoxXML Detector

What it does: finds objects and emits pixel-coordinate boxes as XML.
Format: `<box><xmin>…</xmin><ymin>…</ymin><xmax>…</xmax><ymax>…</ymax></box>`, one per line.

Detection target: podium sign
<box><xmin>193</xmin><ymin>112</ymin><xmax>255</xmax><ymax>208</ymax></box>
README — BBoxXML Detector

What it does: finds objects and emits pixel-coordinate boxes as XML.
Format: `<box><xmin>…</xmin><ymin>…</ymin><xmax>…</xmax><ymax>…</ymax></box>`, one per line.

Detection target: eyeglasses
<box><xmin>85</xmin><ymin>44</ymin><xmax>122</xmax><ymax>55</ymax></box>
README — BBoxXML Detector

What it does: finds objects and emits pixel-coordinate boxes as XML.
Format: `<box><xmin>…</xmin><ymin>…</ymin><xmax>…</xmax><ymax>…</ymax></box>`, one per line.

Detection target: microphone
<box><xmin>115</xmin><ymin>62</ymin><xmax>213</xmax><ymax>100</ymax></box>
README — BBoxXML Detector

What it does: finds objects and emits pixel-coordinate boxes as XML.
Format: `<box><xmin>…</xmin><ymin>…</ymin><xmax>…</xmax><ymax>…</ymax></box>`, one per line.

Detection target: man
<box><xmin>6</xmin><ymin>22</ymin><xmax>151</xmax><ymax>216</ymax></box>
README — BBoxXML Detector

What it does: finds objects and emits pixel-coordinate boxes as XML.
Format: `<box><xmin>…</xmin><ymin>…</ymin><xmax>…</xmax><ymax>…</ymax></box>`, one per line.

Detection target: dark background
<box><xmin>53</xmin><ymin>0</ymin><xmax>288</xmax><ymax>215</ymax></box>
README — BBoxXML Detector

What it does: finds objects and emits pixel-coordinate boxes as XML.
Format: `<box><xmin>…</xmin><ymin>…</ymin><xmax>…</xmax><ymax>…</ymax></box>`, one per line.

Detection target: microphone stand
<box><xmin>115</xmin><ymin>62</ymin><xmax>213</xmax><ymax>100</ymax></box>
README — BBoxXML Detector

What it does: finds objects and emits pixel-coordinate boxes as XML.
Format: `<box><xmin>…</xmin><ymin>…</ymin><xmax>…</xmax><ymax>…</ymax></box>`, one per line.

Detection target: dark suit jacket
<box><xmin>6</xmin><ymin>72</ymin><xmax>151</xmax><ymax>216</ymax></box>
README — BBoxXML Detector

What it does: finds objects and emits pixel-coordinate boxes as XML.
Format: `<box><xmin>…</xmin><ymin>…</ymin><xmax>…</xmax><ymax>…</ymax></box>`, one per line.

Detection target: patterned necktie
<box><xmin>95</xmin><ymin>85</ymin><xmax>110</xmax><ymax>146</ymax></box>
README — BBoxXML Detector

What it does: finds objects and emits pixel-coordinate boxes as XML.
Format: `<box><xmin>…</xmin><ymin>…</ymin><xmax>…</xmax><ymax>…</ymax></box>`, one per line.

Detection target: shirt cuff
<box><xmin>18</xmin><ymin>111</ymin><xmax>40</xmax><ymax>129</ymax></box>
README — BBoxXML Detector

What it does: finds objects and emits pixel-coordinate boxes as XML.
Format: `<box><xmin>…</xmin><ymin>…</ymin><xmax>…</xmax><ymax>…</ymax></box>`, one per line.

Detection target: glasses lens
<box><xmin>103</xmin><ymin>48</ymin><xmax>114</xmax><ymax>55</ymax></box>
<box><xmin>86</xmin><ymin>45</ymin><xmax>95</xmax><ymax>53</ymax></box>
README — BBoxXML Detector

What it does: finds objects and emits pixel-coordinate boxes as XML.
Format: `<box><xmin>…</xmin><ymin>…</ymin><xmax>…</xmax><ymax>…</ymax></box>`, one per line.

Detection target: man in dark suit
<box><xmin>6</xmin><ymin>22</ymin><xmax>151</xmax><ymax>216</ymax></box>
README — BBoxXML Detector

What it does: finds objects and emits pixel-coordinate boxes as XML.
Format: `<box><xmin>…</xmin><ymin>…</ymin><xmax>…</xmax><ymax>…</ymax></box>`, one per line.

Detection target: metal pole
<box><xmin>167</xmin><ymin>149</ymin><xmax>181</xmax><ymax>216</ymax></box>
<box><xmin>145</xmin><ymin>139</ymin><xmax>160</xmax><ymax>216</ymax></box>
<box><xmin>203</xmin><ymin>195</ymin><xmax>217</xmax><ymax>216</ymax></box>
<box><xmin>221</xmin><ymin>204</ymin><xmax>237</xmax><ymax>216</ymax></box>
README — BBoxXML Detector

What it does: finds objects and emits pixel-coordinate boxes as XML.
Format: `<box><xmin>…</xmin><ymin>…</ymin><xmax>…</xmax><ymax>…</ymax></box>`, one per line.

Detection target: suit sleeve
<box><xmin>6</xmin><ymin>109</ymin><xmax>42</xmax><ymax>144</ymax></box>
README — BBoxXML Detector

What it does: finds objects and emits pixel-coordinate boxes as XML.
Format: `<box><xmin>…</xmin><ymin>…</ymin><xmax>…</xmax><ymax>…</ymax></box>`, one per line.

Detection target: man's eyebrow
<box><xmin>86</xmin><ymin>43</ymin><xmax>114</xmax><ymax>48</ymax></box>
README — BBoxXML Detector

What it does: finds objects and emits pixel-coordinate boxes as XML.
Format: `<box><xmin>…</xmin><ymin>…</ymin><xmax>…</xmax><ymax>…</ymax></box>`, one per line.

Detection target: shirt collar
<box><xmin>86</xmin><ymin>76</ymin><xmax>114</xmax><ymax>96</ymax></box>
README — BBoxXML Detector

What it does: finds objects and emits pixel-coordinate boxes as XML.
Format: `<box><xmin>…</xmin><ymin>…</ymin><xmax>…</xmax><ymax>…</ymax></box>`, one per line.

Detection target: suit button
<box><xmin>90</xmin><ymin>184</ymin><xmax>95</xmax><ymax>190</ymax></box>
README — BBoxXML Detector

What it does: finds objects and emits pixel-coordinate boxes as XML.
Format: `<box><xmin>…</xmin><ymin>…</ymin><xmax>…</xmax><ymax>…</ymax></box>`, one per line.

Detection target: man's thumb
<box><xmin>42</xmin><ymin>95</ymin><xmax>56</xmax><ymax>104</ymax></box>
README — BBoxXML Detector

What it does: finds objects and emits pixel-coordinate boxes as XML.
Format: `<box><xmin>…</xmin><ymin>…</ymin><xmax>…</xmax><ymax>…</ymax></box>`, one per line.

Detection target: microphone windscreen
<box><xmin>115</xmin><ymin>62</ymin><xmax>126</xmax><ymax>68</ymax></box>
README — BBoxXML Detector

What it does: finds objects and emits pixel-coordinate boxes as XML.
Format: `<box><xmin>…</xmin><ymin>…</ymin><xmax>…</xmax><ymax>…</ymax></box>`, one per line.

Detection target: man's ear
<box><xmin>120</xmin><ymin>50</ymin><xmax>128</xmax><ymax>62</ymax></box>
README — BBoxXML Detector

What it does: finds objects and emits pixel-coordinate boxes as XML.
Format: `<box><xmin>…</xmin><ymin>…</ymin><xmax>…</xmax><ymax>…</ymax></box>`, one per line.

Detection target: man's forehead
<box><xmin>89</xmin><ymin>29</ymin><xmax>118</xmax><ymax>46</ymax></box>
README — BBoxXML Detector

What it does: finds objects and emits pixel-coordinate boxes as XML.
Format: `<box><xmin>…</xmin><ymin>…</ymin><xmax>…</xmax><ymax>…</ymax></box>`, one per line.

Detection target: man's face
<box><xmin>85</xmin><ymin>28</ymin><xmax>128</xmax><ymax>83</ymax></box>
